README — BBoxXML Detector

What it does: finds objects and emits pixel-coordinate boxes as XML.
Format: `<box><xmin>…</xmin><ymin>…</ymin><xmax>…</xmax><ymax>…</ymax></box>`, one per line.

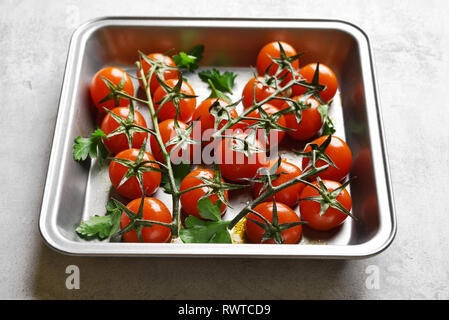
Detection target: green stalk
<box><xmin>136</xmin><ymin>62</ymin><xmax>182</xmax><ymax>237</ymax></box>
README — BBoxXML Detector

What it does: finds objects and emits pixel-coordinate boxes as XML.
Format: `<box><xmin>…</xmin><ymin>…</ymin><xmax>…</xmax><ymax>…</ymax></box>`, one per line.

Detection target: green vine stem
<box><xmin>135</xmin><ymin>61</ymin><xmax>183</xmax><ymax>237</ymax></box>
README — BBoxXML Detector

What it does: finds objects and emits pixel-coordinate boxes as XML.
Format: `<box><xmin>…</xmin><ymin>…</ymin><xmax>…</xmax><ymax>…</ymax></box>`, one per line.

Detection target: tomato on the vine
<box><xmin>280</xmin><ymin>96</ymin><xmax>323</xmax><ymax>141</ymax></box>
<box><xmin>244</xmin><ymin>103</ymin><xmax>287</xmax><ymax>148</ymax></box>
<box><xmin>180</xmin><ymin>168</ymin><xmax>228</xmax><ymax>219</ymax></box>
<box><xmin>153</xmin><ymin>78</ymin><xmax>197</xmax><ymax>123</ymax></box>
<box><xmin>150</xmin><ymin>118</ymin><xmax>194</xmax><ymax>163</ymax></box>
<box><xmin>292</xmin><ymin>63</ymin><xmax>338</xmax><ymax>103</ymax></box>
<box><xmin>253</xmin><ymin>158</ymin><xmax>305</xmax><ymax>208</ymax></box>
<box><xmin>109</xmin><ymin>148</ymin><xmax>161</xmax><ymax>199</ymax></box>
<box><xmin>191</xmin><ymin>98</ymin><xmax>242</xmax><ymax>143</ymax></box>
<box><xmin>139</xmin><ymin>53</ymin><xmax>179</xmax><ymax>94</ymax></box>
<box><xmin>100</xmin><ymin>107</ymin><xmax>148</xmax><ymax>155</ymax></box>
<box><xmin>246</xmin><ymin>202</ymin><xmax>302</xmax><ymax>244</ymax></box>
<box><xmin>299</xmin><ymin>179</ymin><xmax>352</xmax><ymax>231</ymax></box>
<box><xmin>90</xmin><ymin>67</ymin><xmax>134</xmax><ymax>111</ymax></box>
<box><xmin>256</xmin><ymin>41</ymin><xmax>300</xmax><ymax>85</ymax></box>
<box><xmin>301</xmin><ymin>135</ymin><xmax>352</xmax><ymax>181</ymax></box>
<box><xmin>121</xmin><ymin>197</ymin><xmax>172</xmax><ymax>243</ymax></box>
<box><xmin>241</xmin><ymin>76</ymin><xmax>284</xmax><ymax>110</ymax></box>
<box><xmin>215</xmin><ymin>131</ymin><xmax>266</xmax><ymax>182</ymax></box>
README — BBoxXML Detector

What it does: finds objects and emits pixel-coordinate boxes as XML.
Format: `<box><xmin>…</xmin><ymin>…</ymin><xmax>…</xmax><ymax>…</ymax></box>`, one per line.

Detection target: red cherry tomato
<box><xmin>280</xmin><ymin>96</ymin><xmax>323</xmax><ymax>141</ymax></box>
<box><xmin>121</xmin><ymin>197</ymin><xmax>172</xmax><ymax>243</ymax></box>
<box><xmin>246</xmin><ymin>202</ymin><xmax>302</xmax><ymax>244</ymax></box>
<box><xmin>138</xmin><ymin>53</ymin><xmax>179</xmax><ymax>94</ymax></box>
<box><xmin>180</xmin><ymin>168</ymin><xmax>228</xmax><ymax>219</ymax></box>
<box><xmin>150</xmin><ymin>118</ymin><xmax>194</xmax><ymax>164</ymax></box>
<box><xmin>153</xmin><ymin>78</ymin><xmax>197</xmax><ymax>123</ymax></box>
<box><xmin>253</xmin><ymin>158</ymin><xmax>305</xmax><ymax>208</ymax></box>
<box><xmin>109</xmin><ymin>148</ymin><xmax>161</xmax><ymax>199</ymax></box>
<box><xmin>292</xmin><ymin>63</ymin><xmax>338</xmax><ymax>103</ymax></box>
<box><xmin>100</xmin><ymin>107</ymin><xmax>148</xmax><ymax>155</ymax></box>
<box><xmin>302</xmin><ymin>135</ymin><xmax>352</xmax><ymax>181</ymax></box>
<box><xmin>244</xmin><ymin>103</ymin><xmax>287</xmax><ymax>148</ymax></box>
<box><xmin>256</xmin><ymin>41</ymin><xmax>300</xmax><ymax>85</ymax></box>
<box><xmin>241</xmin><ymin>77</ymin><xmax>284</xmax><ymax>110</ymax></box>
<box><xmin>90</xmin><ymin>67</ymin><xmax>134</xmax><ymax>111</ymax></box>
<box><xmin>299</xmin><ymin>179</ymin><xmax>352</xmax><ymax>231</ymax></box>
<box><xmin>191</xmin><ymin>98</ymin><xmax>242</xmax><ymax>143</ymax></box>
<box><xmin>216</xmin><ymin>132</ymin><xmax>266</xmax><ymax>182</ymax></box>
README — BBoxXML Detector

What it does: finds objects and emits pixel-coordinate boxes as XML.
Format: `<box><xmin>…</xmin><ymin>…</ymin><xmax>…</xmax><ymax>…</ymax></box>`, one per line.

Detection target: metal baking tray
<box><xmin>39</xmin><ymin>17</ymin><xmax>396</xmax><ymax>258</ymax></box>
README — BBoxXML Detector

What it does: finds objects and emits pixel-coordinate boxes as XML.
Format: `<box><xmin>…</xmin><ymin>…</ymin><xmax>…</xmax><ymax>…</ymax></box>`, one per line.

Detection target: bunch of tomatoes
<box><xmin>76</xmin><ymin>41</ymin><xmax>354</xmax><ymax>245</ymax></box>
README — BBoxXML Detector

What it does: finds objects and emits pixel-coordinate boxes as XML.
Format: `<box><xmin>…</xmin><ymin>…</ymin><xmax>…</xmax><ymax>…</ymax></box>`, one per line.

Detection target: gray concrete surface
<box><xmin>0</xmin><ymin>0</ymin><xmax>448</xmax><ymax>299</ymax></box>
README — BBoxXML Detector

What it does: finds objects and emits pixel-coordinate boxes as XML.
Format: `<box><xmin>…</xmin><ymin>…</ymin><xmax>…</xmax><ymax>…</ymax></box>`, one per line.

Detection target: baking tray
<box><xmin>39</xmin><ymin>17</ymin><xmax>396</xmax><ymax>258</ymax></box>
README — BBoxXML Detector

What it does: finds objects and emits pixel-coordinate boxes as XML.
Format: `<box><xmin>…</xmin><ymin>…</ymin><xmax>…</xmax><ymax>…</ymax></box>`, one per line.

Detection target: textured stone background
<box><xmin>0</xmin><ymin>0</ymin><xmax>448</xmax><ymax>299</ymax></box>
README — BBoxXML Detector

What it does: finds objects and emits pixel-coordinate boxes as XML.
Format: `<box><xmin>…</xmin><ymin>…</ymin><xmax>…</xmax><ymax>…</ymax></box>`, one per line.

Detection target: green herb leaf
<box><xmin>180</xmin><ymin>216</ymin><xmax>231</xmax><ymax>243</ymax></box>
<box><xmin>173</xmin><ymin>45</ymin><xmax>204</xmax><ymax>72</ymax></box>
<box><xmin>75</xmin><ymin>199</ymin><xmax>122</xmax><ymax>240</ymax></box>
<box><xmin>197</xmin><ymin>198</ymin><xmax>222</xmax><ymax>222</ymax></box>
<box><xmin>198</xmin><ymin>68</ymin><xmax>238</xmax><ymax>94</ymax></box>
<box><xmin>73</xmin><ymin>128</ymin><xmax>108</xmax><ymax>163</ymax></box>
<box><xmin>160</xmin><ymin>162</ymin><xmax>191</xmax><ymax>194</ymax></box>
<box><xmin>179</xmin><ymin>198</ymin><xmax>232</xmax><ymax>243</ymax></box>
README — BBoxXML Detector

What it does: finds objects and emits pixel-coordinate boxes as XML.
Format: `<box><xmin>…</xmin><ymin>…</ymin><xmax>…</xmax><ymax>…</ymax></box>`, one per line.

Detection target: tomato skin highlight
<box><xmin>109</xmin><ymin>148</ymin><xmax>161</xmax><ymax>199</ymax></box>
<box><xmin>149</xmin><ymin>118</ymin><xmax>193</xmax><ymax>164</ymax></box>
<box><xmin>90</xmin><ymin>67</ymin><xmax>134</xmax><ymax>111</ymax></box>
<box><xmin>253</xmin><ymin>158</ymin><xmax>304</xmax><ymax>208</ymax></box>
<box><xmin>302</xmin><ymin>135</ymin><xmax>352</xmax><ymax>181</ymax></box>
<box><xmin>100</xmin><ymin>107</ymin><xmax>148</xmax><ymax>155</ymax></box>
<box><xmin>241</xmin><ymin>77</ymin><xmax>284</xmax><ymax>110</ymax></box>
<box><xmin>216</xmin><ymin>132</ymin><xmax>266</xmax><ymax>182</ymax></box>
<box><xmin>192</xmin><ymin>98</ymin><xmax>242</xmax><ymax>144</ymax></box>
<box><xmin>153</xmin><ymin>78</ymin><xmax>197</xmax><ymax>123</ymax></box>
<box><xmin>280</xmin><ymin>96</ymin><xmax>323</xmax><ymax>141</ymax></box>
<box><xmin>139</xmin><ymin>53</ymin><xmax>179</xmax><ymax>94</ymax></box>
<box><xmin>246</xmin><ymin>202</ymin><xmax>302</xmax><ymax>244</ymax></box>
<box><xmin>256</xmin><ymin>41</ymin><xmax>300</xmax><ymax>86</ymax></box>
<box><xmin>299</xmin><ymin>179</ymin><xmax>352</xmax><ymax>231</ymax></box>
<box><xmin>121</xmin><ymin>197</ymin><xmax>172</xmax><ymax>243</ymax></box>
<box><xmin>292</xmin><ymin>63</ymin><xmax>338</xmax><ymax>103</ymax></box>
<box><xmin>180</xmin><ymin>169</ymin><xmax>228</xmax><ymax>219</ymax></box>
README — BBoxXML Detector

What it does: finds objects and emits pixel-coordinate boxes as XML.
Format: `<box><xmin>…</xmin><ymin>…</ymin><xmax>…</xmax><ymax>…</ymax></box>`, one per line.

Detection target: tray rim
<box><xmin>38</xmin><ymin>16</ymin><xmax>397</xmax><ymax>259</ymax></box>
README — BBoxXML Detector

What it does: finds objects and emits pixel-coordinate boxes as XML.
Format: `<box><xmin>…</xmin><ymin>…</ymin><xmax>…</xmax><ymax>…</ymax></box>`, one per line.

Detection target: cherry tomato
<box><xmin>299</xmin><ymin>179</ymin><xmax>352</xmax><ymax>231</ymax></box>
<box><xmin>256</xmin><ymin>41</ymin><xmax>300</xmax><ymax>85</ymax></box>
<box><xmin>216</xmin><ymin>131</ymin><xmax>266</xmax><ymax>182</ymax></box>
<box><xmin>292</xmin><ymin>63</ymin><xmax>338</xmax><ymax>103</ymax></box>
<box><xmin>246</xmin><ymin>202</ymin><xmax>302</xmax><ymax>244</ymax></box>
<box><xmin>302</xmin><ymin>135</ymin><xmax>352</xmax><ymax>181</ymax></box>
<box><xmin>150</xmin><ymin>118</ymin><xmax>194</xmax><ymax>164</ymax></box>
<box><xmin>280</xmin><ymin>96</ymin><xmax>323</xmax><ymax>141</ymax></box>
<box><xmin>90</xmin><ymin>67</ymin><xmax>134</xmax><ymax>111</ymax></box>
<box><xmin>244</xmin><ymin>103</ymin><xmax>287</xmax><ymax>148</ymax></box>
<box><xmin>241</xmin><ymin>77</ymin><xmax>284</xmax><ymax>110</ymax></box>
<box><xmin>109</xmin><ymin>148</ymin><xmax>161</xmax><ymax>199</ymax></box>
<box><xmin>180</xmin><ymin>169</ymin><xmax>228</xmax><ymax>219</ymax></box>
<box><xmin>253</xmin><ymin>158</ymin><xmax>305</xmax><ymax>208</ymax></box>
<box><xmin>138</xmin><ymin>53</ymin><xmax>179</xmax><ymax>94</ymax></box>
<box><xmin>121</xmin><ymin>197</ymin><xmax>172</xmax><ymax>243</ymax></box>
<box><xmin>100</xmin><ymin>107</ymin><xmax>148</xmax><ymax>155</ymax></box>
<box><xmin>153</xmin><ymin>78</ymin><xmax>197</xmax><ymax>123</ymax></box>
<box><xmin>191</xmin><ymin>98</ymin><xmax>242</xmax><ymax>143</ymax></box>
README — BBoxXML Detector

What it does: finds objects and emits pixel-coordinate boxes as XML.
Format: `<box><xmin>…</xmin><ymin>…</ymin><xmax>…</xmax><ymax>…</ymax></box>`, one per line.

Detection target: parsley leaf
<box><xmin>198</xmin><ymin>68</ymin><xmax>238</xmax><ymax>94</ymax></box>
<box><xmin>73</xmin><ymin>128</ymin><xmax>108</xmax><ymax>163</ymax></box>
<box><xmin>160</xmin><ymin>162</ymin><xmax>191</xmax><ymax>194</ymax></box>
<box><xmin>173</xmin><ymin>45</ymin><xmax>204</xmax><ymax>72</ymax></box>
<box><xmin>75</xmin><ymin>199</ymin><xmax>122</xmax><ymax>240</ymax></box>
<box><xmin>179</xmin><ymin>198</ymin><xmax>232</xmax><ymax>243</ymax></box>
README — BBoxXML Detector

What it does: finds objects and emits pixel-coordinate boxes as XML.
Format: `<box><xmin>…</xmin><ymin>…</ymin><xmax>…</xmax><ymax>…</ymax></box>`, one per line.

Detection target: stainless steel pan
<box><xmin>39</xmin><ymin>17</ymin><xmax>396</xmax><ymax>258</ymax></box>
